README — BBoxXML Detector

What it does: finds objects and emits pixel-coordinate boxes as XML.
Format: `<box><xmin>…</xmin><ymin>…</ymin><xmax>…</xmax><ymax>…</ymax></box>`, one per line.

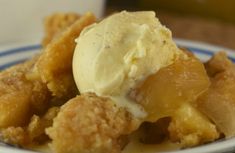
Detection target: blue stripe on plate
<box><xmin>0</xmin><ymin>58</ymin><xmax>28</xmax><ymax>70</ymax></box>
<box><xmin>186</xmin><ymin>46</ymin><xmax>235</xmax><ymax>62</ymax></box>
<box><xmin>0</xmin><ymin>44</ymin><xmax>235</xmax><ymax>71</ymax></box>
<box><xmin>0</xmin><ymin>44</ymin><xmax>41</xmax><ymax>57</ymax></box>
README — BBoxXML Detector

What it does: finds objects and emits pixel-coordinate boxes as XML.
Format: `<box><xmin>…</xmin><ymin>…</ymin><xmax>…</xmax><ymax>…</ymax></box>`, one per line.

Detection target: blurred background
<box><xmin>106</xmin><ymin>0</ymin><xmax>235</xmax><ymax>49</ymax></box>
<box><xmin>0</xmin><ymin>0</ymin><xmax>105</xmax><ymax>44</ymax></box>
<box><xmin>0</xmin><ymin>0</ymin><xmax>234</xmax><ymax>50</ymax></box>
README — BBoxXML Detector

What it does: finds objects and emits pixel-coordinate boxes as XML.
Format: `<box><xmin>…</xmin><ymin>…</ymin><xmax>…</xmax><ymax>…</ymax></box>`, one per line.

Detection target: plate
<box><xmin>0</xmin><ymin>39</ymin><xmax>235</xmax><ymax>153</ymax></box>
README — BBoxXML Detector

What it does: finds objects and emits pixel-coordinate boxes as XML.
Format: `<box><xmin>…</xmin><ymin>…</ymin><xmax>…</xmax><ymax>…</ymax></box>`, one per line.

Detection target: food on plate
<box><xmin>168</xmin><ymin>103</ymin><xmax>219</xmax><ymax>147</ymax></box>
<box><xmin>0</xmin><ymin>57</ymin><xmax>50</xmax><ymax>128</ymax></box>
<box><xmin>0</xmin><ymin>10</ymin><xmax>235</xmax><ymax>153</ymax></box>
<box><xmin>131</xmin><ymin>50</ymin><xmax>210</xmax><ymax>122</ymax></box>
<box><xmin>42</xmin><ymin>13</ymin><xmax>80</xmax><ymax>47</ymax></box>
<box><xmin>0</xmin><ymin>12</ymin><xmax>95</xmax><ymax>148</ymax></box>
<box><xmin>73</xmin><ymin>11</ymin><xmax>181</xmax><ymax>109</ymax></box>
<box><xmin>46</xmin><ymin>93</ymin><xmax>140</xmax><ymax>153</ymax></box>
<box><xmin>197</xmin><ymin>52</ymin><xmax>235</xmax><ymax>137</ymax></box>
<box><xmin>1</xmin><ymin>107</ymin><xmax>59</xmax><ymax>146</ymax></box>
<box><xmin>131</xmin><ymin>49</ymin><xmax>219</xmax><ymax>146</ymax></box>
<box><xmin>34</xmin><ymin>12</ymin><xmax>95</xmax><ymax>99</ymax></box>
<box><xmin>72</xmin><ymin>11</ymin><xmax>218</xmax><ymax>148</ymax></box>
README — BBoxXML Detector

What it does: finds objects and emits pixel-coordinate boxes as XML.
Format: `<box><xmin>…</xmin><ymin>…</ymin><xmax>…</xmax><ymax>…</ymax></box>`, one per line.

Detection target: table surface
<box><xmin>105</xmin><ymin>8</ymin><xmax>235</xmax><ymax>50</ymax></box>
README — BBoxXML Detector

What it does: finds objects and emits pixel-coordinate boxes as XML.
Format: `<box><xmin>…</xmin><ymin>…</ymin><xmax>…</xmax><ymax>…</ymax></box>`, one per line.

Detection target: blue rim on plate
<box><xmin>0</xmin><ymin>44</ymin><xmax>41</xmax><ymax>70</ymax></box>
<box><xmin>0</xmin><ymin>39</ymin><xmax>235</xmax><ymax>153</ymax></box>
<box><xmin>0</xmin><ymin>39</ymin><xmax>235</xmax><ymax>71</ymax></box>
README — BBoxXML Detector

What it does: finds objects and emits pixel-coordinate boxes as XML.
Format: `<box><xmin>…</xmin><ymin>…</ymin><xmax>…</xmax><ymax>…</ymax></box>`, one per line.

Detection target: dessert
<box><xmin>73</xmin><ymin>11</ymin><xmax>182</xmax><ymax>118</ymax></box>
<box><xmin>0</xmin><ymin>12</ymin><xmax>96</xmax><ymax>147</ymax></box>
<box><xmin>42</xmin><ymin>13</ymin><xmax>80</xmax><ymax>47</ymax></box>
<box><xmin>197</xmin><ymin>52</ymin><xmax>235</xmax><ymax>137</ymax></box>
<box><xmin>46</xmin><ymin>93</ymin><xmax>139</xmax><ymax>153</ymax></box>
<box><xmin>71</xmin><ymin>11</ymin><xmax>218</xmax><ymax>149</ymax></box>
<box><xmin>0</xmin><ymin>57</ymin><xmax>50</xmax><ymax>128</ymax></box>
<box><xmin>0</xmin><ymin>10</ymin><xmax>235</xmax><ymax>153</ymax></box>
<box><xmin>34</xmin><ymin>12</ymin><xmax>95</xmax><ymax>99</ymax></box>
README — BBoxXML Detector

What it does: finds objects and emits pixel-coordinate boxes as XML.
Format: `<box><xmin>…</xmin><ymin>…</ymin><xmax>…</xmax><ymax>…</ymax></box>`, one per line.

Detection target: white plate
<box><xmin>0</xmin><ymin>39</ymin><xmax>235</xmax><ymax>153</ymax></box>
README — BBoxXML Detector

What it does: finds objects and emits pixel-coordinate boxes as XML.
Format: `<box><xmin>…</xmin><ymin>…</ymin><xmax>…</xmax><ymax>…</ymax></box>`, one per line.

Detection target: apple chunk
<box><xmin>132</xmin><ymin>53</ymin><xmax>210</xmax><ymax>122</ymax></box>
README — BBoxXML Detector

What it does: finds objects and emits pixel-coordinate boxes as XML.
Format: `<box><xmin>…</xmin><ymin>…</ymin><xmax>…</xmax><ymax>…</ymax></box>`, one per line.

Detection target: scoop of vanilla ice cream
<box><xmin>73</xmin><ymin>11</ymin><xmax>182</xmax><ymax>118</ymax></box>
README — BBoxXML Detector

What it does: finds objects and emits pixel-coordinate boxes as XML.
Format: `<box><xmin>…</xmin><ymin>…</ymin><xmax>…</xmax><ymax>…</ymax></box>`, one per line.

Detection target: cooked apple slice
<box><xmin>132</xmin><ymin>52</ymin><xmax>210</xmax><ymax>122</ymax></box>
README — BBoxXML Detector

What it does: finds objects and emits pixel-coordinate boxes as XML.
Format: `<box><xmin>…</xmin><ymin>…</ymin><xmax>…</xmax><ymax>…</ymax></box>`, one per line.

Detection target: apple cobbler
<box><xmin>0</xmin><ymin>11</ymin><xmax>235</xmax><ymax>153</ymax></box>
